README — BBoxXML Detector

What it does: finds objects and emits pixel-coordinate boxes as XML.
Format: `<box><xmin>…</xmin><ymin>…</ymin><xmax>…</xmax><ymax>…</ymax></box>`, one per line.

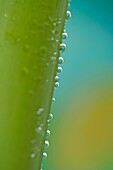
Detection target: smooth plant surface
<box><xmin>0</xmin><ymin>1</ymin><xmax>68</xmax><ymax>170</ymax></box>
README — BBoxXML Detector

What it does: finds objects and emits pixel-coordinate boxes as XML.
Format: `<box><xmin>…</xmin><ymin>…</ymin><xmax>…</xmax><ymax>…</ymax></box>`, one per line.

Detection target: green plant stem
<box><xmin>0</xmin><ymin>0</ymin><xmax>68</xmax><ymax>170</ymax></box>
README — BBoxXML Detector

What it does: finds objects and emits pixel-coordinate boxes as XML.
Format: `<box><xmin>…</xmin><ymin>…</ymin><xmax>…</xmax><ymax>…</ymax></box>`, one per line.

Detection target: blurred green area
<box><xmin>43</xmin><ymin>0</ymin><xmax>113</xmax><ymax>170</ymax></box>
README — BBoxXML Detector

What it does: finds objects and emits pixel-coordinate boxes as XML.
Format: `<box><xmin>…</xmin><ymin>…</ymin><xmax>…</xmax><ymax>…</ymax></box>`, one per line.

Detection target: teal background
<box><xmin>43</xmin><ymin>0</ymin><xmax>113</xmax><ymax>169</ymax></box>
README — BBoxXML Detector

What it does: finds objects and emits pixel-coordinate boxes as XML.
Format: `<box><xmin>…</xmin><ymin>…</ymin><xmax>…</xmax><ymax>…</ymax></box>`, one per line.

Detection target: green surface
<box><xmin>0</xmin><ymin>1</ymin><xmax>68</xmax><ymax>170</ymax></box>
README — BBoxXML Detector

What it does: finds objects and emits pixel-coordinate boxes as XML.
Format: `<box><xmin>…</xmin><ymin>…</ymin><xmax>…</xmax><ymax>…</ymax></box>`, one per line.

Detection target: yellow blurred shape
<box><xmin>55</xmin><ymin>86</ymin><xmax>113</xmax><ymax>169</ymax></box>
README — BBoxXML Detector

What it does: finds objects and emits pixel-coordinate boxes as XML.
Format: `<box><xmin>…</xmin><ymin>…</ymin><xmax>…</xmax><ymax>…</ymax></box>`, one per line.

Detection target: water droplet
<box><xmin>59</xmin><ymin>43</ymin><xmax>67</xmax><ymax>53</ymax></box>
<box><xmin>35</xmin><ymin>126</ymin><xmax>42</xmax><ymax>134</ymax></box>
<box><xmin>55</xmin><ymin>82</ymin><xmax>60</xmax><ymax>88</ymax></box>
<box><xmin>52</xmin><ymin>30</ymin><xmax>55</xmax><ymax>34</ymax></box>
<box><xmin>58</xmin><ymin>57</ymin><xmax>64</xmax><ymax>64</ymax></box>
<box><xmin>47</xmin><ymin>114</ymin><xmax>53</xmax><ymax>123</ymax></box>
<box><xmin>56</xmin><ymin>39</ymin><xmax>59</xmax><ymax>43</ymax></box>
<box><xmin>68</xmin><ymin>3</ymin><xmax>70</xmax><ymax>8</ymax></box>
<box><xmin>52</xmin><ymin>97</ymin><xmax>55</xmax><ymax>102</ymax></box>
<box><xmin>4</xmin><ymin>13</ymin><xmax>8</xmax><ymax>17</ymax></box>
<box><xmin>43</xmin><ymin>152</ymin><xmax>47</xmax><ymax>159</ymax></box>
<box><xmin>46</xmin><ymin>79</ymin><xmax>49</xmax><ymax>83</ymax></box>
<box><xmin>37</xmin><ymin>108</ymin><xmax>44</xmax><ymax>115</ymax></box>
<box><xmin>66</xmin><ymin>11</ymin><xmax>72</xmax><ymax>20</ymax></box>
<box><xmin>46</xmin><ymin>130</ymin><xmax>51</xmax><ymax>137</ymax></box>
<box><xmin>62</xmin><ymin>32</ymin><xmax>68</xmax><ymax>39</ymax></box>
<box><xmin>58</xmin><ymin>21</ymin><xmax>61</xmax><ymax>24</ymax></box>
<box><xmin>51</xmin><ymin>37</ymin><xmax>54</xmax><ymax>41</ymax></box>
<box><xmin>44</xmin><ymin>140</ymin><xmax>49</xmax><ymax>148</ymax></box>
<box><xmin>53</xmin><ymin>22</ymin><xmax>57</xmax><ymax>27</ymax></box>
<box><xmin>54</xmin><ymin>52</ymin><xmax>57</xmax><ymax>56</ymax></box>
<box><xmin>55</xmin><ymin>76</ymin><xmax>60</xmax><ymax>82</ymax></box>
<box><xmin>31</xmin><ymin>153</ymin><xmax>36</xmax><ymax>159</ymax></box>
<box><xmin>57</xmin><ymin>67</ymin><xmax>62</xmax><ymax>73</ymax></box>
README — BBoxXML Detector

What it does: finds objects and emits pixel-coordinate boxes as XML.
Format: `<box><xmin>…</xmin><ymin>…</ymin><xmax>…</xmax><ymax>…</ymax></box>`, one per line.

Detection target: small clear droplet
<box><xmin>46</xmin><ymin>130</ymin><xmax>51</xmax><ymax>137</ymax></box>
<box><xmin>58</xmin><ymin>21</ymin><xmax>61</xmax><ymax>24</ymax></box>
<box><xmin>68</xmin><ymin>2</ymin><xmax>71</xmax><ymax>8</ymax></box>
<box><xmin>62</xmin><ymin>32</ymin><xmax>68</xmax><ymax>39</ymax></box>
<box><xmin>58</xmin><ymin>57</ymin><xmax>64</xmax><ymax>64</ymax></box>
<box><xmin>56</xmin><ymin>39</ymin><xmax>59</xmax><ymax>43</ymax></box>
<box><xmin>52</xmin><ymin>97</ymin><xmax>55</xmax><ymax>102</ymax></box>
<box><xmin>66</xmin><ymin>11</ymin><xmax>72</xmax><ymax>20</ymax></box>
<box><xmin>35</xmin><ymin>126</ymin><xmax>42</xmax><ymax>134</ymax></box>
<box><xmin>43</xmin><ymin>152</ymin><xmax>47</xmax><ymax>159</ymax></box>
<box><xmin>57</xmin><ymin>67</ymin><xmax>63</xmax><ymax>73</ymax></box>
<box><xmin>51</xmin><ymin>37</ymin><xmax>54</xmax><ymax>41</ymax></box>
<box><xmin>54</xmin><ymin>52</ymin><xmax>57</xmax><ymax>56</ymax></box>
<box><xmin>55</xmin><ymin>82</ymin><xmax>60</xmax><ymax>88</ymax></box>
<box><xmin>52</xmin><ymin>30</ymin><xmax>55</xmax><ymax>34</ymax></box>
<box><xmin>55</xmin><ymin>76</ymin><xmax>60</xmax><ymax>82</ymax></box>
<box><xmin>31</xmin><ymin>153</ymin><xmax>36</xmax><ymax>159</ymax></box>
<box><xmin>44</xmin><ymin>140</ymin><xmax>49</xmax><ymax>148</ymax></box>
<box><xmin>60</xmin><ymin>43</ymin><xmax>67</xmax><ymax>53</ymax></box>
<box><xmin>53</xmin><ymin>22</ymin><xmax>57</xmax><ymax>27</ymax></box>
<box><xmin>47</xmin><ymin>114</ymin><xmax>53</xmax><ymax>123</ymax></box>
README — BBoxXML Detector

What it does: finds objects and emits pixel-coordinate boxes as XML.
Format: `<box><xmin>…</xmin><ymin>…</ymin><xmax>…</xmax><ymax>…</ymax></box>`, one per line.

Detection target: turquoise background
<box><xmin>43</xmin><ymin>0</ymin><xmax>113</xmax><ymax>169</ymax></box>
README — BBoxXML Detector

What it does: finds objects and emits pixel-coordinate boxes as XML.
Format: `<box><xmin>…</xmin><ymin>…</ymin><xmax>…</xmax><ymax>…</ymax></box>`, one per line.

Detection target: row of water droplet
<box><xmin>41</xmin><ymin>2</ymin><xmax>72</xmax><ymax>170</ymax></box>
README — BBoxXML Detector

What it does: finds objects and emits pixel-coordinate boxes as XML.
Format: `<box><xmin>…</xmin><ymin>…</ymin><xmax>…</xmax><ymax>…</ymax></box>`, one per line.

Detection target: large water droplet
<box><xmin>43</xmin><ymin>152</ymin><xmax>47</xmax><ymax>159</ymax></box>
<box><xmin>44</xmin><ymin>140</ymin><xmax>49</xmax><ymax>148</ymax></box>
<box><xmin>57</xmin><ymin>67</ymin><xmax>63</xmax><ymax>73</ymax></box>
<box><xmin>52</xmin><ymin>97</ymin><xmax>55</xmax><ymax>102</ymax></box>
<box><xmin>60</xmin><ymin>43</ymin><xmax>67</xmax><ymax>53</ymax></box>
<box><xmin>66</xmin><ymin>11</ymin><xmax>72</xmax><ymax>20</ymax></box>
<box><xmin>58</xmin><ymin>57</ymin><xmax>64</xmax><ymax>64</ymax></box>
<box><xmin>55</xmin><ymin>76</ymin><xmax>60</xmax><ymax>82</ymax></box>
<box><xmin>62</xmin><ymin>32</ymin><xmax>68</xmax><ymax>39</ymax></box>
<box><xmin>55</xmin><ymin>82</ymin><xmax>60</xmax><ymax>88</ymax></box>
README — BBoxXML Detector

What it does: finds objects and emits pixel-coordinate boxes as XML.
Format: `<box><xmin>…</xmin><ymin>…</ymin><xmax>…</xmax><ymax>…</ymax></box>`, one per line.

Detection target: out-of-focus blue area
<box><xmin>43</xmin><ymin>1</ymin><xmax>113</xmax><ymax>169</ymax></box>
<box><xmin>60</xmin><ymin>0</ymin><xmax>113</xmax><ymax>101</ymax></box>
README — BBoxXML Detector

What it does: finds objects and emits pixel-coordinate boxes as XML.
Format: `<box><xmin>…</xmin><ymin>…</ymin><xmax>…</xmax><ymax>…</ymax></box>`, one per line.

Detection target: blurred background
<box><xmin>43</xmin><ymin>0</ymin><xmax>113</xmax><ymax>169</ymax></box>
